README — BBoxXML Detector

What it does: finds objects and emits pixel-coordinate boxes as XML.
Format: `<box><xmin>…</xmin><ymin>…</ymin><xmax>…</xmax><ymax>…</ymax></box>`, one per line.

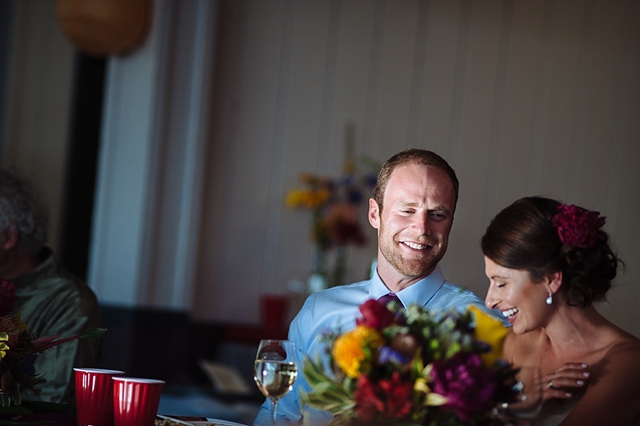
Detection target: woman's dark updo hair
<box><xmin>481</xmin><ymin>196</ymin><xmax>620</xmax><ymax>307</ymax></box>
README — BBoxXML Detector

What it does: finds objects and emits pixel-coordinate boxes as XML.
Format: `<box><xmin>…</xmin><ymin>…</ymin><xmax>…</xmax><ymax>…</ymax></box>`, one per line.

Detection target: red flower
<box><xmin>324</xmin><ymin>203</ymin><xmax>367</xmax><ymax>247</ymax></box>
<box><xmin>0</xmin><ymin>280</ymin><xmax>17</xmax><ymax>317</ymax></box>
<box><xmin>354</xmin><ymin>372</ymin><xmax>413</xmax><ymax>421</ymax></box>
<box><xmin>552</xmin><ymin>204</ymin><xmax>606</xmax><ymax>248</ymax></box>
<box><xmin>356</xmin><ymin>299</ymin><xmax>395</xmax><ymax>330</ymax></box>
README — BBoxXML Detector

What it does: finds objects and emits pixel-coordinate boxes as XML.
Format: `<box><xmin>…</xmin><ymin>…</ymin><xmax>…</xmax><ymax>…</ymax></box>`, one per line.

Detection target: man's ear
<box><xmin>368</xmin><ymin>198</ymin><xmax>380</xmax><ymax>230</ymax></box>
<box><xmin>0</xmin><ymin>224</ymin><xmax>19</xmax><ymax>251</ymax></box>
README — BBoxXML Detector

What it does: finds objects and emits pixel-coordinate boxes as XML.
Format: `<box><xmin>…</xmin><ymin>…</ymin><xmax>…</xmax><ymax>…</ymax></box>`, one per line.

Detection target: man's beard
<box><xmin>378</xmin><ymin>223</ymin><xmax>447</xmax><ymax>278</ymax></box>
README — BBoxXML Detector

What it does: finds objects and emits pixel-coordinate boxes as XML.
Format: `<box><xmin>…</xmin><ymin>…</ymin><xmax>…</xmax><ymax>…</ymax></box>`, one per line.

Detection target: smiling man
<box><xmin>254</xmin><ymin>148</ymin><xmax>502</xmax><ymax>426</ymax></box>
<box><xmin>371</xmin><ymin>154</ymin><xmax>456</xmax><ymax>291</ymax></box>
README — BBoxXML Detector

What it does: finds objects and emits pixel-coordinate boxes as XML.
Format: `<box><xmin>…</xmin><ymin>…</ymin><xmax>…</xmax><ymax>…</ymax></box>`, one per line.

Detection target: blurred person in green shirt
<box><xmin>0</xmin><ymin>168</ymin><xmax>102</xmax><ymax>404</ymax></box>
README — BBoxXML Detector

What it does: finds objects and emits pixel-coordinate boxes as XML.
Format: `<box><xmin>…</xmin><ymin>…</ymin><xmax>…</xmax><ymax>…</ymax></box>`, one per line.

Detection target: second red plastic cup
<box><xmin>113</xmin><ymin>377</ymin><xmax>165</xmax><ymax>426</ymax></box>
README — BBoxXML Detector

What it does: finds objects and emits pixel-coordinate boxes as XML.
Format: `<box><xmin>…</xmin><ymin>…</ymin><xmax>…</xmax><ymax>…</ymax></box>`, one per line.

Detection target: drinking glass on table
<box><xmin>254</xmin><ymin>339</ymin><xmax>298</xmax><ymax>426</ymax></box>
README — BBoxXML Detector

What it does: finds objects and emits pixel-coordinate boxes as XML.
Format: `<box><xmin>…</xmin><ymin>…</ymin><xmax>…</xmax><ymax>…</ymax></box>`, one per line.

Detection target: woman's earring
<box><xmin>546</xmin><ymin>291</ymin><xmax>553</xmax><ymax>305</ymax></box>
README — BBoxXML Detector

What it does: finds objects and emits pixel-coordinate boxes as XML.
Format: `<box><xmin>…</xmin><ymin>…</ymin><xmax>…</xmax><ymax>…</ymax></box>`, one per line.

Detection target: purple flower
<box><xmin>378</xmin><ymin>346</ymin><xmax>410</xmax><ymax>365</ymax></box>
<box><xmin>429</xmin><ymin>352</ymin><xmax>498</xmax><ymax>422</ymax></box>
<box><xmin>365</xmin><ymin>172</ymin><xmax>378</xmax><ymax>188</ymax></box>
<box><xmin>347</xmin><ymin>188</ymin><xmax>363</xmax><ymax>204</ymax></box>
<box><xmin>339</xmin><ymin>176</ymin><xmax>355</xmax><ymax>186</ymax></box>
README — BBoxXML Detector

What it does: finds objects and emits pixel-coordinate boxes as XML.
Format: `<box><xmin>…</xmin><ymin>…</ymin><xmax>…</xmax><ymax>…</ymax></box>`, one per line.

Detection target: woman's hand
<box><xmin>542</xmin><ymin>362</ymin><xmax>590</xmax><ymax>403</ymax></box>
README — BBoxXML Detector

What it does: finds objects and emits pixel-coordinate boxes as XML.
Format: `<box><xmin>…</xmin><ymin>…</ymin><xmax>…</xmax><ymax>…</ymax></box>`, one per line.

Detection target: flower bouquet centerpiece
<box><xmin>0</xmin><ymin>279</ymin><xmax>106</xmax><ymax>406</ymax></box>
<box><xmin>302</xmin><ymin>299</ymin><xmax>517</xmax><ymax>426</ymax></box>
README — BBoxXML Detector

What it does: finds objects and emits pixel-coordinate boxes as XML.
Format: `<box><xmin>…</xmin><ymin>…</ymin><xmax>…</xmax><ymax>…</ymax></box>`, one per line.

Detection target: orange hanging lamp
<box><xmin>56</xmin><ymin>0</ymin><xmax>152</xmax><ymax>57</ymax></box>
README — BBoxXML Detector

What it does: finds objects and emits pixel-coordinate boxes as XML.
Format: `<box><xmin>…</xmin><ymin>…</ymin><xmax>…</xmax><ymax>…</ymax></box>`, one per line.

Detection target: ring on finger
<box><xmin>546</xmin><ymin>380</ymin><xmax>554</xmax><ymax>389</ymax></box>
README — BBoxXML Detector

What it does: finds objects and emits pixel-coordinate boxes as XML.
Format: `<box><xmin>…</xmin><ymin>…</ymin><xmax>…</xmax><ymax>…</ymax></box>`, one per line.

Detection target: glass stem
<box><xmin>271</xmin><ymin>398</ymin><xmax>278</xmax><ymax>426</ymax></box>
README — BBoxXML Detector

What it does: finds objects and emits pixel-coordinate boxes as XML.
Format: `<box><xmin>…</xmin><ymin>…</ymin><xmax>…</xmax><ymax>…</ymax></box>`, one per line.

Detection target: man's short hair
<box><xmin>373</xmin><ymin>148</ymin><xmax>459</xmax><ymax>211</ymax></box>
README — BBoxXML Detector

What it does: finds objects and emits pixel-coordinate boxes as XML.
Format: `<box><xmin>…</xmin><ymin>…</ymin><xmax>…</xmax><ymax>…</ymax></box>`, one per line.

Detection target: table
<box><xmin>0</xmin><ymin>401</ymin><xmax>76</xmax><ymax>425</ymax></box>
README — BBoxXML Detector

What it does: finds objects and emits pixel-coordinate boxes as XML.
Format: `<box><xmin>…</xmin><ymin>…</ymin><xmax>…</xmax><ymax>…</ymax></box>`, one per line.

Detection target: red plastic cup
<box><xmin>260</xmin><ymin>294</ymin><xmax>288</xmax><ymax>328</ymax></box>
<box><xmin>113</xmin><ymin>377</ymin><xmax>165</xmax><ymax>426</ymax></box>
<box><xmin>75</xmin><ymin>368</ymin><xmax>125</xmax><ymax>426</ymax></box>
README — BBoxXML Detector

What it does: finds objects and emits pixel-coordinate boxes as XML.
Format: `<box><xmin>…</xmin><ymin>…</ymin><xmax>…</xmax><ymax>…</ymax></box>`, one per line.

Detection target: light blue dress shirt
<box><xmin>254</xmin><ymin>266</ymin><xmax>502</xmax><ymax>426</ymax></box>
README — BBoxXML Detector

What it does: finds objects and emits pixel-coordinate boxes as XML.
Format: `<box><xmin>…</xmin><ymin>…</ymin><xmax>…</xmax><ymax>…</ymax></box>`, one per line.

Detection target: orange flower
<box><xmin>333</xmin><ymin>326</ymin><xmax>383</xmax><ymax>378</ymax></box>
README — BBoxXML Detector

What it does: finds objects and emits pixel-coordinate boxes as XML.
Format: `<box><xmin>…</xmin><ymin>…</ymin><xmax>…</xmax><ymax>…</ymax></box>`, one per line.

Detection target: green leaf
<box><xmin>302</xmin><ymin>356</ymin><xmax>355</xmax><ymax>414</ymax></box>
<box><xmin>78</xmin><ymin>328</ymin><xmax>107</xmax><ymax>339</ymax></box>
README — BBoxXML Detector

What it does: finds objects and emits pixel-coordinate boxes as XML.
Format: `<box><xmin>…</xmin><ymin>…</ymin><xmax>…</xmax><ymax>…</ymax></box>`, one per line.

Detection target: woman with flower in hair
<box><xmin>482</xmin><ymin>196</ymin><xmax>640</xmax><ymax>425</ymax></box>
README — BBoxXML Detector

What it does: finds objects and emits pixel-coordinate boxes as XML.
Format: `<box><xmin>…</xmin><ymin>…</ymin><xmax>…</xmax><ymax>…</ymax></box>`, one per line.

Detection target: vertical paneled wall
<box><xmin>0</xmin><ymin>0</ymin><xmax>74</xmax><ymax>252</ymax></box>
<box><xmin>194</xmin><ymin>0</ymin><xmax>640</xmax><ymax>337</ymax></box>
<box><xmin>2</xmin><ymin>0</ymin><xmax>637</xmax><ymax>338</ymax></box>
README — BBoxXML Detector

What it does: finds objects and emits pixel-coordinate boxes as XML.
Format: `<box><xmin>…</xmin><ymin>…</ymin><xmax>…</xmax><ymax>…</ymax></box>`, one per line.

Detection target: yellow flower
<box><xmin>285</xmin><ymin>190</ymin><xmax>307</xmax><ymax>208</ymax></box>
<box><xmin>0</xmin><ymin>333</ymin><xmax>9</xmax><ymax>360</ymax></box>
<box><xmin>333</xmin><ymin>326</ymin><xmax>383</xmax><ymax>378</ymax></box>
<box><xmin>285</xmin><ymin>188</ymin><xmax>331</xmax><ymax>210</ymax></box>
<box><xmin>468</xmin><ymin>305</ymin><xmax>509</xmax><ymax>368</ymax></box>
<box><xmin>0</xmin><ymin>315</ymin><xmax>23</xmax><ymax>359</ymax></box>
<box><xmin>414</xmin><ymin>377</ymin><xmax>448</xmax><ymax>407</ymax></box>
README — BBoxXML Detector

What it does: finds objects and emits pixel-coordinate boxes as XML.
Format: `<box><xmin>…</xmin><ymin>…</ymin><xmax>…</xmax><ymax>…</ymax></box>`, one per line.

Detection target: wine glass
<box><xmin>500</xmin><ymin>366</ymin><xmax>543</xmax><ymax>423</ymax></box>
<box><xmin>254</xmin><ymin>339</ymin><xmax>298</xmax><ymax>426</ymax></box>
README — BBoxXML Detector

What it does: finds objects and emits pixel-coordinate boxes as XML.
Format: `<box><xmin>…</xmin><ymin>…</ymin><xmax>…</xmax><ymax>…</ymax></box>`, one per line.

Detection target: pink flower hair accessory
<box><xmin>552</xmin><ymin>204</ymin><xmax>606</xmax><ymax>248</ymax></box>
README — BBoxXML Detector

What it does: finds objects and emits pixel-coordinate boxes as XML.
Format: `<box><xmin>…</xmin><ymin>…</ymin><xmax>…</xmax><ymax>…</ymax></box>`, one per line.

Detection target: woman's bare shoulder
<box><xmin>591</xmin><ymin>334</ymin><xmax>640</xmax><ymax>396</ymax></box>
<box><xmin>603</xmin><ymin>334</ymin><xmax>640</xmax><ymax>363</ymax></box>
<box><xmin>563</xmin><ymin>333</ymin><xmax>640</xmax><ymax>425</ymax></box>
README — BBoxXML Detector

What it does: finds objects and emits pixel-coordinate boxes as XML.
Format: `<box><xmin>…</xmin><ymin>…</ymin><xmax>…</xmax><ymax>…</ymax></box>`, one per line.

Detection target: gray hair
<box><xmin>0</xmin><ymin>168</ymin><xmax>48</xmax><ymax>253</ymax></box>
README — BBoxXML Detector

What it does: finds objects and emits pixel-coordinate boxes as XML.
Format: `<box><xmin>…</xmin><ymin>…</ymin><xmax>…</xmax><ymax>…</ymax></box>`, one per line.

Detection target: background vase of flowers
<box><xmin>285</xmin><ymin>123</ymin><xmax>380</xmax><ymax>294</ymax></box>
<box><xmin>286</xmin><ymin>161</ymin><xmax>378</xmax><ymax>293</ymax></box>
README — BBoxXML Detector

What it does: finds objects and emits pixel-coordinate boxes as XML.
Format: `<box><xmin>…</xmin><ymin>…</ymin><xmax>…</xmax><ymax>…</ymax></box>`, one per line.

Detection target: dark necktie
<box><xmin>378</xmin><ymin>292</ymin><xmax>403</xmax><ymax>308</ymax></box>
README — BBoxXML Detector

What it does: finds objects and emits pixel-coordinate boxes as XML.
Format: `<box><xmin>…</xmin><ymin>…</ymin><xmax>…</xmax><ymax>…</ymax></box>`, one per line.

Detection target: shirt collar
<box><xmin>368</xmin><ymin>265</ymin><xmax>446</xmax><ymax>307</ymax></box>
<box><xmin>13</xmin><ymin>247</ymin><xmax>55</xmax><ymax>289</ymax></box>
